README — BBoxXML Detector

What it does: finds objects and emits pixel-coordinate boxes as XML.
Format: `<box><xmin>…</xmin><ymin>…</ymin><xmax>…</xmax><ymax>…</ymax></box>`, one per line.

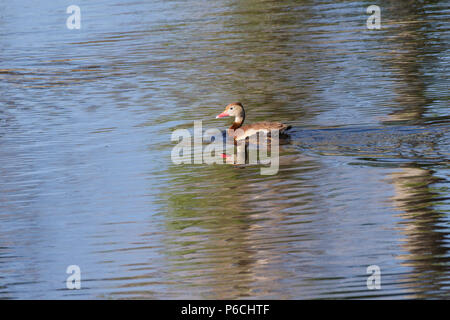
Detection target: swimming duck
<box><xmin>215</xmin><ymin>102</ymin><xmax>291</xmax><ymax>140</ymax></box>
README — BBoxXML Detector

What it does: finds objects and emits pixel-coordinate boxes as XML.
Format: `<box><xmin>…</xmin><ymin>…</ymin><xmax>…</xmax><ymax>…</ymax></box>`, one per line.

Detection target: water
<box><xmin>0</xmin><ymin>0</ymin><xmax>449</xmax><ymax>299</ymax></box>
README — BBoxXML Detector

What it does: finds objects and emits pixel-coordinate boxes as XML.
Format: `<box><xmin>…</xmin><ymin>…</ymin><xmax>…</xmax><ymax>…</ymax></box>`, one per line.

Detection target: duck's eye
<box><xmin>230</xmin><ymin>107</ymin><xmax>234</xmax><ymax>110</ymax></box>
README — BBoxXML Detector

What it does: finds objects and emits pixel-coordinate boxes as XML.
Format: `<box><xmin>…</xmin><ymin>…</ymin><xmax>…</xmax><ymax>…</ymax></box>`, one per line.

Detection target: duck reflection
<box><xmin>159</xmin><ymin>146</ymin><xmax>319</xmax><ymax>298</ymax></box>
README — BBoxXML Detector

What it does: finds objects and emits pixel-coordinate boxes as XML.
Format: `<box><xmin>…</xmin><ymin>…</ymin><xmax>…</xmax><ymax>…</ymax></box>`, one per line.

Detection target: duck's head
<box><xmin>215</xmin><ymin>102</ymin><xmax>245</xmax><ymax>119</ymax></box>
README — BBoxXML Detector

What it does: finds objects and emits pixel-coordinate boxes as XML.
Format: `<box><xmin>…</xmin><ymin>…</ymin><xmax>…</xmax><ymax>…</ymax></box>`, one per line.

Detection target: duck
<box><xmin>215</xmin><ymin>102</ymin><xmax>291</xmax><ymax>141</ymax></box>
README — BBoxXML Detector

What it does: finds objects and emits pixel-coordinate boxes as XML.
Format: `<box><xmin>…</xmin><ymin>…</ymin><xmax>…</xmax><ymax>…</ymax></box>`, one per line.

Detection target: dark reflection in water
<box><xmin>0</xmin><ymin>0</ymin><xmax>448</xmax><ymax>299</ymax></box>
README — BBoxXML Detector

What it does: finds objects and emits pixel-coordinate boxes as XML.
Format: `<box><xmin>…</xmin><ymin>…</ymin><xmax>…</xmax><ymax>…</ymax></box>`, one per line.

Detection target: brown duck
<box><xmin>215</xmin><ymin>102</ymin><xmax>291</xmax><ymax>141</ymax></box>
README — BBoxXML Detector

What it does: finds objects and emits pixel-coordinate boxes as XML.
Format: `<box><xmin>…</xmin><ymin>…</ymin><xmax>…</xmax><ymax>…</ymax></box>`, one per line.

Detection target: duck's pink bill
<box><xmin>215</xmin><ymin>112</ymin><xmax>229</xmax><ymax>118</ymax></box>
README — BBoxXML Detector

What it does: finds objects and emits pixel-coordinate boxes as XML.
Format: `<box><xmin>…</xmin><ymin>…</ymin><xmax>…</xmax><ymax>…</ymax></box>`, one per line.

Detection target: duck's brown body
<box><xmin>216</xmin><ymin>102</ymin><xmax>291</xmax><ymax>141</ymax></box>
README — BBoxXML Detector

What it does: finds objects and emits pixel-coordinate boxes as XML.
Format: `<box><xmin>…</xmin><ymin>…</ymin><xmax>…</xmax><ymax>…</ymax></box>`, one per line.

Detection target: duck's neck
<box><xmin>229</xmin><ymin>113</ymin><xmax>245</xmax><ymax>130</ymax></box>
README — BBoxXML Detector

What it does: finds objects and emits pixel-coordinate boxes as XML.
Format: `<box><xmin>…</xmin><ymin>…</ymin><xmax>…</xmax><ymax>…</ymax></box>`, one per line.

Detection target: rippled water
<box><xmin>0</xmin><ymin>0</ymin><xmax>449</xmax><ymax>299</ymax></box>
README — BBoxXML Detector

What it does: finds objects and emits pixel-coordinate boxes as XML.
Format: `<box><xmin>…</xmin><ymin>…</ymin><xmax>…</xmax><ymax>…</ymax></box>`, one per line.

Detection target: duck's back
<box><xmin>234</xmin><ymin>122</ymin><xmax>291</xmax><ymax>140</ymax></box>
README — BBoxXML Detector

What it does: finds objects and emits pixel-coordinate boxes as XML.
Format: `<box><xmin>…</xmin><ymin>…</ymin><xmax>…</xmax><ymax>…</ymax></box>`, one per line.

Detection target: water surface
<box><xmin>0</xmin><ymin>0</ymin><xmax>449</xmax><ymax>299</ymax></box>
